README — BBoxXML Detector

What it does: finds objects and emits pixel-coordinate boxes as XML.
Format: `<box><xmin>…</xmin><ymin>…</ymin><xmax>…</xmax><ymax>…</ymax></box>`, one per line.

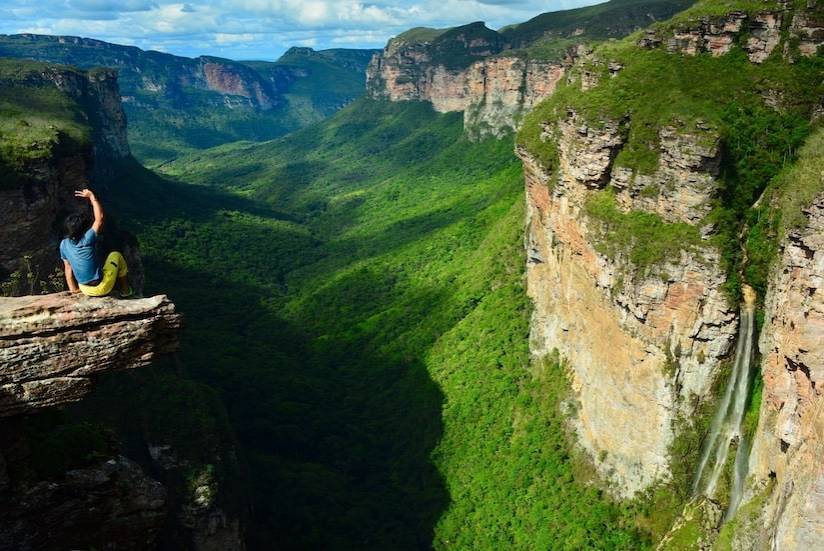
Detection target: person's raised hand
<box><xmin>74</xmin><ymin>188</ymin><xmax>94</xmax><ymax>200</ymax></box>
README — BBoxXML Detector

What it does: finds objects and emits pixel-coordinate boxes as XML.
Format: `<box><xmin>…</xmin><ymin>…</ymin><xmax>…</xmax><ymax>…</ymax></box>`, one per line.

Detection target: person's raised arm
<box><xmin>75</xmin><ymin>188</ymin><xmax>104</xmax><ymax>234</ymax></box>
<box><xmin>63</xmin><ymin>260</ymin><xmax>80</xmax><ymax>293</ymax></box>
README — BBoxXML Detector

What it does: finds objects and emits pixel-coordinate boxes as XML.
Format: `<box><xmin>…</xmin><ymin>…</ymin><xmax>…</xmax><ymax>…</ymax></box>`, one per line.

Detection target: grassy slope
<box><xmin>502</xmin><ymin>0</ymin><xmax>695</xmax><ymax>53</ymax></box>
<box><xmin>383</xmin><ymin>0</ymin><xmax>695</xmax><ymax>70</ymax></box>
<box><xmin>112</xmin><ymin>99</ymin><xmax>646</xmax><ymax>548</ymax></box>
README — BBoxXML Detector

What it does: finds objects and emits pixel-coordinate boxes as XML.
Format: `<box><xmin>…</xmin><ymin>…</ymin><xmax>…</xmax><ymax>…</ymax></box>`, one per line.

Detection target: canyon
<box><xmin>364</xmin><ymin>0</ymin><xmax>824</xmax><ymax>545</ymax></box>
<box><xmin>0</xmin><ymin>34</ymin><xmax>376</xmax><ymax>163</ymax></box>
<box><xmin>1</xmin><ymin>0</ymin><xmax>823</xmax><ymax>548</ymax></box>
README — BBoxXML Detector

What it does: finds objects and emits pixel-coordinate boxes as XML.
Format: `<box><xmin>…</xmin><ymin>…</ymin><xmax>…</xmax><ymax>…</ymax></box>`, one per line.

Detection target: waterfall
<box><xmin>692</xmin><ymin>285</ymin><xmax>756</xmax><ymax>520</ymax></box>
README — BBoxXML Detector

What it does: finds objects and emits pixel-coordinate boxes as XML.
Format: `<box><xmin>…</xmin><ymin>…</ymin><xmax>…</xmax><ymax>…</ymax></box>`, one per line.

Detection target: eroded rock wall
<box><xmin>0</xmin><ymin>65</ymin><xmax>131</xmax><ymax>285</ymax></box>
<box><xmin>519</xmin><ymin>109</ymin><xmax>737</xmax><ymax>495</ymax></box>
<box><xmin>639</xmin><ymin>3</ymin><xmax>823</xmax><ymax>63</ymax></box>
<box><xmin>0</xmin><ymin>142</ymin><xmax>89</xmax><ymax>282</ymax></box>
<box><xmin>743</xmin><ymin>193</ymin><xmax>824</xmax><ymax>549</ymax></box>
<box><xmin>367</xmin><ymin>45</ymin><xmax>568</xmax><ymax>138</ymax></box>
<box><xmin>38</xmin><ymin>65</ymin><xmax>130</xmax><ymax>169</ymax></box>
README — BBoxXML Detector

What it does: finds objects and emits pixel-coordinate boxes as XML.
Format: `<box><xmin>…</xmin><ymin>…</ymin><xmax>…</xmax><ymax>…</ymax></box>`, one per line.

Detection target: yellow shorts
<box><xmin>79</xmin><ymin>251</ymin><xmax>128</xmax><ymax>297</ymax></box>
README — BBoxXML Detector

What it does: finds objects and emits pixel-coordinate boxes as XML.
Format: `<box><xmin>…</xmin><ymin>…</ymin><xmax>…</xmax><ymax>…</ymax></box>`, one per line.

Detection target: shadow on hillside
<box><xmin>104</xmin><ymin>156</ymin><xmax>456</xmax><ymax>547</ymax></box>
<box><xmin>140</xmin><ymin>256</ymin><xmax>450</xmax><ymax>549</ymax></box>
<box><xmin>108</xmin><ymin>158</ymin><xmax>301</xmax><ymax>224</ymax></box>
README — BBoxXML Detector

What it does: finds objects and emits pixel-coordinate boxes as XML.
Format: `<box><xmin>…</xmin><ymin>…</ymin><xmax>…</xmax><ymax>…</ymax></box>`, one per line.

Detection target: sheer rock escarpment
<box><xmin>518</xmin><ymin>113</ymin><xmax>737</xmax><ymax>495</ymax></box>
<box><xmin>42</xmin><ymin>65</ymin><xmax>131</xmax><ymax>165</ymax></box>
<box><xmin>741</xmin><ymin>193</ymin><xmax>824</xmax><ymax>549</ymax></box>
<box><xmin>366</xmin><ymin>32</ymin><xmax>568</xmax><ymax>139</ymax></box>
<box><xmin>516</xmin><ymin>0</ymin><xmax>823</xmax><ymax>503</ymax></box>
<box><xmin>0</xmin><ymin>293</ymin><xmax>182</xmax><ymax>416</ymax></box>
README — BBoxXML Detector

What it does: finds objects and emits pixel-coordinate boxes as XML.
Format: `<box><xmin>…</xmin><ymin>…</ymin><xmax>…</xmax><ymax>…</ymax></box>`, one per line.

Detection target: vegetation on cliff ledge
<box><xmin>0</xmin><ymin>58</ymin><xmax>90</xmax><ymax>182</ymax></box>
<box><xmin>584</xmin><ymin>189</ymin><xmax>704</xmax><ymax>272</ymax></box>
<box><xmin>517</xmin><ymin>0</ymin><xmax>822</xmax><ymax>297</ymax></box>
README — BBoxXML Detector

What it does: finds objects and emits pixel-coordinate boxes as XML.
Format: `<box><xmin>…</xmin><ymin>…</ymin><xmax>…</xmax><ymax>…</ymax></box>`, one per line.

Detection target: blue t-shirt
<box><xmin>60</xmin><ymin>228</ymin><xmax>101</xmax><ymax>284</ymax></box>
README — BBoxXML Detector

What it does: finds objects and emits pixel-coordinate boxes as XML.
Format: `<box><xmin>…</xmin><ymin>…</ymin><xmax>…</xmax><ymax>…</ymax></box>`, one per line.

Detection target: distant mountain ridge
<box><xmin>0</xmin><ymin>34</ymin><xmax>377</xmax><ymax>164</ymax></box>
<box><xmin>367</xmin><ymin>0</ymin><xmax>695</xmax><ymax>138</ymax></box>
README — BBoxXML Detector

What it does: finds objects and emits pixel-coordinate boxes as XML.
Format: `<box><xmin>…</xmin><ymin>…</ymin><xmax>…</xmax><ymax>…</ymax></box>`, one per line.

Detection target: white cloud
<box><xmin>0</xmin><ymin>0</ymin><xmax>603</xmax><ymax>60</ymax></box>
<box><xmin>215</xmin><ymin>32</ymin><xmax>261</xmax><ymax>44</ymax></box>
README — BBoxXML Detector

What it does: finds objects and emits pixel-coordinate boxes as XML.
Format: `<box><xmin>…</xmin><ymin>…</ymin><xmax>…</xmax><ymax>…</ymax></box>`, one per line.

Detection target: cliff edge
<box><xmin>366</xmin><ymin>0</ymin><xmax>694</xmax><ymax>138</ymax></box>
<box><xmin>0</xmin><ymin>293</ymin><xmax>182</xmax><ymax>416</ymax></box>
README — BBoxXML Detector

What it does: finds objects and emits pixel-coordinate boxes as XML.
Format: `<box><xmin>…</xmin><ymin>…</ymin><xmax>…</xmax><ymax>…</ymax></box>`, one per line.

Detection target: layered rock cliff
<box><xmin>31</xmin><ymin>64</ymin><xmax>130</xmax><ymax>175</ymax></box>
<box><xmin>0</xmin><ymin>34</ymin><xmax>280</xmax><ymax>110</ymax></box>
<box><xmin>745</xmin><ymin>193</ymin><xmax>824</xmax><ymax>549</ymax></box>
<box><xmin>366</xmin><ymin>0</ymin><xmax>695</xmax><ymax>138</ymax></box>
<box><xmin>638</xmin><ymin>0</ymin><xmax>823</xmax><ymax>62</ymax></box>
<box><xmin>367</xmin><ymin>33</ymin><xmax>569</xmax><ymax>138</ymax></box>
<box><xmin>0</xmin><ymin>293</ymin><xmax>181</xmax><ymax>416</ymax></box>
<box><xmin>515</xmin><ymin>0</ymin><xmax>823</xmax><ymax>503</ymax></box>
<box><xmin>518</xmin><ymin>117</ymin><xmax>737</xmax><ymax>495</ymax></box>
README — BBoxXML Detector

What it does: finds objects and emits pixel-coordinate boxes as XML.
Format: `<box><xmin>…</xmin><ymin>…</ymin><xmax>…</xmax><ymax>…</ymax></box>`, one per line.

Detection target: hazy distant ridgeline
<box><xmin>0</xmin><ymin>34</ymin><xmax>376</xmax><ymax>165</ymax></box>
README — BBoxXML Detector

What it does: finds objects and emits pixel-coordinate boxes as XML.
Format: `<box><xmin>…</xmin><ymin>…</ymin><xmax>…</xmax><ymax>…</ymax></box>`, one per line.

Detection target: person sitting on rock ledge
<box><xmin>61</xmin><ymin>188</ymin><xmax>134</xmax><ymax>298</ymax></box>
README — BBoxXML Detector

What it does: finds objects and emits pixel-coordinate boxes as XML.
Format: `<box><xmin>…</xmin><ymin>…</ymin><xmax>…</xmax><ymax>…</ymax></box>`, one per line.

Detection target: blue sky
<box><xmin>0</xmin><ymin>0</ymin><xmax>602</xmax><ymax>60</ymax></box>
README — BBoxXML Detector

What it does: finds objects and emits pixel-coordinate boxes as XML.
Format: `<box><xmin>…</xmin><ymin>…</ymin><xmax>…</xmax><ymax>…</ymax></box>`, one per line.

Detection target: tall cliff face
<box><xmin>366</xmin><ymin>0</ymin><xmax>695</xmax><ymax>138</ymax></box>
<box><xmin>38</xmin><ymin>65</ymin><xmax>131</xmax><ymax>172</ymax></box>
<box><xmin>367</xmin><ymin>36</ymin><xmax>569</xmax><ymax>138</ymax></box>
<box><xmin>518</xmin><ymin>118</ymin><xmax>736</xmax><ymax>495</ymax></box>
<box><xmin>516</xmin><ymin>0</ymin><xmax>823</xmax><ymax>501</ymax></box>
<box><xmin>746</xmin><ymin>194</ymin><xmax>824</xmax><ymax>549</ymax></box>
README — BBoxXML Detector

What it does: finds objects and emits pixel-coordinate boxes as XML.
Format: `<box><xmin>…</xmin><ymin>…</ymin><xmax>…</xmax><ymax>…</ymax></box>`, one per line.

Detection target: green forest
<box><xmin>2</xmin><ymin>0</ymin><xmax>823</xmax><ymax>548</ymax></box>
<box><xmin>92</xmin><ymin>100</ymin><xmax>647</xmax><ymax>548</ymax></box>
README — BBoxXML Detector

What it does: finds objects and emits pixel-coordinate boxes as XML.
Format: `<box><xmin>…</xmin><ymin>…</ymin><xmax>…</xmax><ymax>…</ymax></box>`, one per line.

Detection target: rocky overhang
<box><xmin>0</xmin><ymin>293</ymin><xmax>182</xmax><ymax>417</ymax></box>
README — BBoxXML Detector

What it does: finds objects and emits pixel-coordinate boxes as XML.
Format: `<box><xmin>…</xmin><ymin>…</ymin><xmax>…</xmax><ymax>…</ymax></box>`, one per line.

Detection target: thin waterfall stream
<box><xmin>692</xmin><ymin>285</ymin><xmax>757</xmax><ymax>521</ymax></box>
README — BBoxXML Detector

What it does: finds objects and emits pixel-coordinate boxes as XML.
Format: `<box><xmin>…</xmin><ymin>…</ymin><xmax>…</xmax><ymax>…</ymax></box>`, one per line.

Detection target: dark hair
<box><xmin>64</xmin><ymin>213</ymin><xmax>88</xmax><ymax>242</ymax></box>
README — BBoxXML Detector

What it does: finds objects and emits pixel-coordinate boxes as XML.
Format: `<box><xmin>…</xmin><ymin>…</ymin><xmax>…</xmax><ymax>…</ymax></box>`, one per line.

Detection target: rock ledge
<box><xmin>0</xmin><ymin>293</ymin><xmax>182</xmax><ymax>416</ymax></box>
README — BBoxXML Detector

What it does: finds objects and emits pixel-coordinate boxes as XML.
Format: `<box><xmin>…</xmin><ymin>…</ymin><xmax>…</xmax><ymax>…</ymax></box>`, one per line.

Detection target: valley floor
<box><xmin>104</xmin><ymin>100</ymin><xmax>650</xmax><ymax>548</ymax></box>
